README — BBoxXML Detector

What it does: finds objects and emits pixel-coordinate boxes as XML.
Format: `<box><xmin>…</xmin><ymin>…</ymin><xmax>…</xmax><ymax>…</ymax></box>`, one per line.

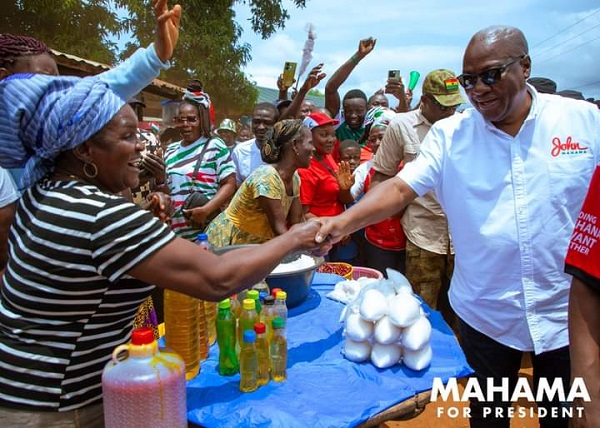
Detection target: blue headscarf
<box><xmin>0</xmin><ymin>73</ymin><xmax>125</xmax><ymax>188</ymax></box>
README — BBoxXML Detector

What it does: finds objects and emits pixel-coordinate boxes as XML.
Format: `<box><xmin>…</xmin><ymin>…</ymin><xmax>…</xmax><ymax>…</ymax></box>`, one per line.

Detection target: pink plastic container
<box><xmin>102</xmin><ymin>327</ymin><xmax>187</xmax><ymax>428</ymax></box>
<box><xmin>352</xmin><ymin>266</ymin><xmax>384</xmax><ymax>280</ymax></box>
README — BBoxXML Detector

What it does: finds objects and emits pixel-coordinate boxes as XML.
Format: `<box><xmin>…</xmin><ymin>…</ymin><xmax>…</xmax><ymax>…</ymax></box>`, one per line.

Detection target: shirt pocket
<box><xmin>547</xmin><ymin>155</ymin><xmax>595</xmax><ymax>209</ymax></box>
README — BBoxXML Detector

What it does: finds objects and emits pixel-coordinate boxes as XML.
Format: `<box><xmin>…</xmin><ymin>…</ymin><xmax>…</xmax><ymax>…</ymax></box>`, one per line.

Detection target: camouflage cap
<box><xmin>422</xmin><ymin>69</ymin><xmax>466</xmax><ymax>106</ymax></box>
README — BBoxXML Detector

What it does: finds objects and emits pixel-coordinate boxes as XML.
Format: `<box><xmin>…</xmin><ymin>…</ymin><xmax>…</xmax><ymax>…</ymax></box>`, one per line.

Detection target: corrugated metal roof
<box><xmin>50</xmin><ymin>49</ymin><xmax>184</xmax><ymax>99</ymax></box>
<box><xmin>255</xmin><ymin>85</ymin><xmax>324</xmax><ymax>107</ymax></box>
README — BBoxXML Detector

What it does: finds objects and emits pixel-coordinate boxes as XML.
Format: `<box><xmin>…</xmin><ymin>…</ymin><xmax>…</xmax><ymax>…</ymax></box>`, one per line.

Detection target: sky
<box><xmin>231</xmin><ymin>0</ymin><xmax>600</xmax><ymax>104</ymax></box>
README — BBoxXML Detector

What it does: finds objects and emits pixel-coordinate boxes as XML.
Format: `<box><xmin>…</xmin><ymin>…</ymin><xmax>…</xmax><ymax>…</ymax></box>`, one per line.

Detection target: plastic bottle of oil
<box><xmin>274</xmin><ymin>291</ymin><xmax>288</xmax><ymax>334</ymax></box>
<box><xmin>251</xmin><ymin>280</ymin><xmax>270</xmax><ymax>298</ymax></box>
<box><xmin>164</xmin><ymin>289</ymin><xmax>200</xmax><ymax>380</ymax></box>
<box><xmin>102</xmin><ymin>327</ymin><xmax>187</xmax><ymax>428</ymax></box>
<box><xmin>216</xmin><ymin>299</ymin><xmax>239</xmax><ymax>376</ymax></box>
<box><xmin>246</xmin><ymin>289</ymin><xmax>261</xmax><ymax>316</ymax></box>
<box><xmin>196</xmin><ymin>233</ymin><xmax>217</xmax><ymax>348</ymax></box>
<box><xmin>237</xmin><ymin>299</ymin><xmax>258</xmax><ymax>356</ymax></box>
<box><xmin>239</xmin><ymin>330</ymin><xmax>258</xmax><ymax>393</ymax></box>
<box><xmin>261</xmin><ymin>296</ymin><xmax>277</xmax><ymax>342</ymax></box>
<box><xmin>253</xmin><ymin>322</ymin><xmax>270</xmax><ymax>386</ymax></box>
<box><xmin>270</xmin><ymin>317</ymin><xmax>287</xmax><ymax>382</ymax></box>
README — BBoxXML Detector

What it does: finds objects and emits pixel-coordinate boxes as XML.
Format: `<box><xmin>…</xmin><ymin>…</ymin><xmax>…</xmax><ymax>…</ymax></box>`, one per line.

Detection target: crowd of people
<box><xmin>0</xmin><ymin>1</ymin><xmax>598</xmax><ymax>427</ymax></box>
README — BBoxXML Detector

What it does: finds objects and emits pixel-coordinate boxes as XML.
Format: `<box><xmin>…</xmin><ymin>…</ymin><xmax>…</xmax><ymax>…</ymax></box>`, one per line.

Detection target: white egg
<box><xmin>401</xmin><ymin>316</ymin><xmax>432</xmax><ymax>351</ymax></box>
<box><xmin>387</xmin><ymin>293</ymin><xmax>421</xmax><ymax>328</ymax></box>
<box><xmin>345</xmin><ymin>311</ymin><xmax>374</xmax><ymax>341</ymax></box>
<box><xmin>385</xmin><ymin>268</ymin><xmax>413</xmax><ymax>294</ymax></box>
<box><xmin>373</xmin><ymin>315</ymin><xmax>402</xmax><ymax>345</ymax></box>
<box><xmin>402</xmin><ymin>344</ymin><xmax>433</xmax><ymax>371</ymax></box>
<box><xmin>343</xmin><ymin>339</ymin><xmax>372</xmax><ymax>362</ymax></box>
<box><xmin>359</xmin><ymin>289</ymin><xmax>388</xmax><ymax>322</ymax></box>
<box><xmin>370</xmin><ymin>343</ymin><xmax>402</xmax><ymax>369</ymax></box>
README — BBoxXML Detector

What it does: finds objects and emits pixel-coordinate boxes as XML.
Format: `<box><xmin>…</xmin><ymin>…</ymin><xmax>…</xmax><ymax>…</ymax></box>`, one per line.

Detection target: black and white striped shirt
<box><xmin>0</xmin><ymin>179</ymin><xmax>175</xmax><ymax>411</ymax></box>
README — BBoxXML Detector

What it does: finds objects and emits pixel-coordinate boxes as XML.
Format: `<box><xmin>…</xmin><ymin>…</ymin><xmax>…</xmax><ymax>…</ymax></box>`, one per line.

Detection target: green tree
<box><xmin>122</xmin><ymin>0</ymin><xmax>308</xmax><ymax>117</ymax></box>
<box><xmin>2</xmin><ymin>0</ymin><xmax>309</xmax><ymax>118</ymax></box>
<box><xmin>1</xmin><ymin>0</ymin><xmax>124</xmax><ymax>64</ymax></box>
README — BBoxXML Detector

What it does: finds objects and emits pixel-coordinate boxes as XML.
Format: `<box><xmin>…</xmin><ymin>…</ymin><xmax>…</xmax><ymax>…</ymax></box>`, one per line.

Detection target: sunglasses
<box><xmin>458</xmin><ymin>55</ymin><xmax>527</xmax><ymax>90</ymax></box>
<box><xmin>173</xmin><ymin>115</ymin><xmax>199</xmax><ymax>124</ymax></box>
<box><xmin>426</xmin><ymin>94</ymin><xmax>460</xmax><ymax>111</ymax></box>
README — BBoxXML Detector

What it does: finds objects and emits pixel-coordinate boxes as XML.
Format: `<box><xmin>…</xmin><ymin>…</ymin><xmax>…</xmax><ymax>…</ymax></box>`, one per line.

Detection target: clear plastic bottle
<box><xmin>216</xmin><ymin>299</ymin><xmax>239</xmax><ymax>376</ymax></box>
<box><xmin>253</xmin><ymin>322</ymin><xmax>270</xmax><ymax>386</ymax></box>
<box><xmin>239</xmin><ymin>330</ymin><xmax>258</xmax><ymax>392</ymax></box>
<box><xmin>270</xmin><ymin>317</ymin><xmax>288</xmax><ymax>382</ymax></box>
<box><xmin>251</xmin><ymin>280</ymin><xmax>270</xmax><ymax>297</ymax></box>
<box><xmin>196</xmin><ymin>233</ymin><xmax>217</xmax><ymax>348</ymax></box>
<box><xmin>274</xmin><ymin>291</ymin><xmax>288</xmax><ymax>332</ymax></box>
<box><xmin>198</xmin><ymin>299</ymin><xmax>210</xmax><ymax>361</ymax></box>
<box><xmin>230</xmin><ymin>294</ymin><xmax>242</xmax><ymax>319</ymax></box>
<box><xmin>164</xmin><ymin>289</ymin><xmax>200</xmax><ymax>380</ymax></box>
<box><xmin>237</xmin><ymin>298</ymin><xmax>258</xmax><ymax>356</ymax></box>
<box><xmin>102</xmin><ymin>327</ymin><xmax>187</xmax><ymax>428</ymax></box>
<box><xmin>246</xmin><ymin>289</ymin><xmax>261</xmax><ymax>316</ymax></box>
<box><xmin>261</xmin><ymin>295</ymin><xmax>277</xmax><ymax>342</ymax></box>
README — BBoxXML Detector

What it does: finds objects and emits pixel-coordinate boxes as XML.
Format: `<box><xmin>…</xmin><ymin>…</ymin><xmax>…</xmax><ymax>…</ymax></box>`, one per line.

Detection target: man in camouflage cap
<box><xmin>370</xmin><ymin>69</ymin><xmax>465</xmax><ymax>328</ymax></box>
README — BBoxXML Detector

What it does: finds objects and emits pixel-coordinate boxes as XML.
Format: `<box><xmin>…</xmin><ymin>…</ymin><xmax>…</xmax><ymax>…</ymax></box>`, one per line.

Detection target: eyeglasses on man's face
<box><xmin>173</xmin><ymin>115</ymin><xmax>199</xmax><ymax>124</ymax></box>
<box><xmin>458</xmin><ymin>55</ymin><xmax>527</xmax><ymax>90</ymax></box>
<box><xmin>426</xmin><ymin>94</ymin><xmax>460</xmax><ymax>111</ymax></box>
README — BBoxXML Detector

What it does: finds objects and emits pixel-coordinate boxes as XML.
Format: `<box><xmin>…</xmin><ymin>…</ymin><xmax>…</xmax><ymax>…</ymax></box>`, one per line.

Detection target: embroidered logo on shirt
<box><xmin>551</xmin><ymin>136</ymin><xmax>588</xmax><ymax>157</ymax></box>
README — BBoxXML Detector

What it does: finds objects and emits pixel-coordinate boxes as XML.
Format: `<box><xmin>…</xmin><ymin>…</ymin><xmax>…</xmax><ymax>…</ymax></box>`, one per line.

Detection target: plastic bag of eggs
<box><xmin>341</xmin><ymin>268</ymin><xmax>433</xmax><ymax>370</ymax></box>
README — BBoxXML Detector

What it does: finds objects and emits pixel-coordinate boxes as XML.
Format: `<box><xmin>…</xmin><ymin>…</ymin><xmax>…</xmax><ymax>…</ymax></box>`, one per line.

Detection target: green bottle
<box><xmin>239</xmin><ymin>330</ymin><xmax>258</xmax><ymax>392</ymax></box>
<box><xmin>270</xmin><ymin>317</ymin><xmax>287</xmax><ymax>382</ymax></box>
<box><xmin>253</xmin><ymin>322</ymin><xmax>270</xmax><ymax>386</ymax></box>
<box><xmin>216</xmin><ymin>299</ymin><xmax>239</xmax><ymax>376</ymax></box>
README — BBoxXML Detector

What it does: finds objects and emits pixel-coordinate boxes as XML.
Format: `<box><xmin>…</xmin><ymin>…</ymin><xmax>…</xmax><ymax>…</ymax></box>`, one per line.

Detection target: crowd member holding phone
<box><xmin>315</xmin><ymin>26</ymin><xmax>599</xmax><ymax>427</ymax></box>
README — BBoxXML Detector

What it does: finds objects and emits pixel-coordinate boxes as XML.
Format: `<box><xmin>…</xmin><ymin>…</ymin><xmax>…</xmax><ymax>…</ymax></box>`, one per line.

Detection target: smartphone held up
<box><xmin>282</xmin><ymin>61</ymin><xmax>297</xmax><ymax>87</ymax></box>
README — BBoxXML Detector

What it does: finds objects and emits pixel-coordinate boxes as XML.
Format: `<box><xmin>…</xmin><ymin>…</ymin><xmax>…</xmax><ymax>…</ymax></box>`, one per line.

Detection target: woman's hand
<box><xmin>153</xmin><ymin>0</ymin><xmax>182</xmax><ymax>63</ymax></box>
<box><xmin>357</xmin><ymin>37</ymin><xmax>376</xmax><ymax>60</ymax></box>
<box><xmin>337</xmin><ymin>161</ymin><xmax>355</xmax><ymax>190</ymax></box>
<box><xmin>183</xmin><ymin>205</ymin><xmax>213</xmax><ymax>229</ymax></box>
<box><xmin>140</xmin><ymin>152</ymin><xmax>166</xmax><ymax>183</ymax></box>
<box><xmin>288</xmin><ymin>220</ymin><xmax>332</xmax><ymax>256</ymax></box>
<box><xmin>144</xmin><ymin>192</ymin><xmax>172</xmax><ymax>223</ymax></box>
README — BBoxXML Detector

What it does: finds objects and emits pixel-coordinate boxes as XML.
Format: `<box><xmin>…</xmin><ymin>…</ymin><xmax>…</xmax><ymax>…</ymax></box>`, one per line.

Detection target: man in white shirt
<box><xmin>315</xmin><ymin>25</ymin><xmax>599</xmax><ymax>428</ymax></box>
<box><xmin>231</xmin><ymin>102</ymin><xmax>278</xmax><ymax>185</ymax></box>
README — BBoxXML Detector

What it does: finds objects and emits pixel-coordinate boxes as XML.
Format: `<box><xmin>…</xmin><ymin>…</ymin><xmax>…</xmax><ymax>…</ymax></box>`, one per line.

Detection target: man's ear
<box><xmin>72</xmin><ymin>142</ymin><xmax>94</xmax><ymax>164</ymax></box>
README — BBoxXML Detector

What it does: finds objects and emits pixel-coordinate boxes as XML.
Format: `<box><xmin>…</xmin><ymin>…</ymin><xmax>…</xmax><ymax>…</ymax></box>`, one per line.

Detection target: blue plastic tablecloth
<box><xmin>185</xmin><ymin>273</ymin><xmax>472</xmax><ymax>428</ymax></box>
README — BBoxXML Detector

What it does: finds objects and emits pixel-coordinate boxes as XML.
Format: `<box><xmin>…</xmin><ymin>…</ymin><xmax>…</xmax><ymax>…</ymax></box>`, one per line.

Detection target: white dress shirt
<box><xmin>399</xmin><ymin>88</ymin><xmax>600</xmax><ymax>354</ymax></box>
<box><xmin>231</xmin><ymin>138</ymin><xmax>265</xmax><ymax>185</ymax></box>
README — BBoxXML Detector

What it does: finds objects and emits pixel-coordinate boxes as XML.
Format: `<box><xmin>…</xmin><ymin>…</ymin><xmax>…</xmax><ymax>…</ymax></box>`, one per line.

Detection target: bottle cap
<box><xmin>196</xmin><ymin>232</ymin><xmax>208</xmax><ymax>242</ymax></box>
<box><xmin>131</xmin><ymin>327</ymin><xmax>155</xmax><ymax>345</ymax></box>
<box><xmin>263</xmin><ymin>296</ymin><xmax>275</xmax><ymax>305</ymax></box>
<box><xmin>275</xmin><ymin>291</ymin><xmax>287</xmax><ymax>300</ymax></box>
<box><xmin>259</xmin><ymin>291</ymin><xmax>268</xmax><ymax>301</ymax></box>
<box><xmin>272</xmin><ymin>317</ymin><xmax>285</xmax><ymax>329</ymax></box>
<box><xmin>254</xmin><ymin>322</ymin><xmax>266</xmax><ymax>334</ymax></box>
<box><xmin>242</xmin><ymin>298</ymin><xmax>256</xmax><ymax>310</ymax></box>
<box><xmin>243</xmin><ymin>330</ymin><xmax>257</xmax><ymax>343</ymax></box>
<box><xmin>218</xmin><ymin>299</ymin><xmax>231</xmax><ymax>309</ymax></box>
<box><xmin>271</xmin><ymin>288</ymin><xmax>282</xmax><ymax>297</ymax></box>
<box><xmin>247</xmin><ymin>290</ymin><xmax>259</xmax><ymax>300</ymax></box>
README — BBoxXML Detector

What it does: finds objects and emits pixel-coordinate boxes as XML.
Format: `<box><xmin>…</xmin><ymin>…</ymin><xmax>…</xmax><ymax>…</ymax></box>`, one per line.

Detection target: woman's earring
<box><xmin>83</xmin><ymin>162</ymin><xmax>98</xmax><ymax>178</ymax></box>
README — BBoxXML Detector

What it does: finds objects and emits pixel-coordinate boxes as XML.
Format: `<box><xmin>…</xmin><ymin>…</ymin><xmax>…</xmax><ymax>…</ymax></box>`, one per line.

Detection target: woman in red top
<box><xmin>298</xmin><ymin>112</ymin><xmax>353</xmax><ymax>218</ymax></box>
<box><xmin>299</xmin><ymin>112</ymin><xmax>354</xmax><ymax>262</ymax></box>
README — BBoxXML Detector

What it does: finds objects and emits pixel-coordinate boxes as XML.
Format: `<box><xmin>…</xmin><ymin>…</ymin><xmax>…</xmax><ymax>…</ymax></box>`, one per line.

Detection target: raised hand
<box><xmin>301</xmin><ymin>63</ymin><xmax>326</xmax><ymax>91</ymax></box>
<box><xmin>337</xmin><ymin>161</ymin><xmax>355</xmax><ymax>190</ymax></box>
<box><xmin>145</xmin><ymin>191</ymin><xmax>172</xmax><ymax>223</ymax></box>
<box><xmin>357</xmin><ymin>37</ymin><xmax>377</xmax><ymax>59</ymax></box>
<box><xmin>153</xmin><ymin>0</ymin><xmax>183</xmax><ymax>62</ymax></box>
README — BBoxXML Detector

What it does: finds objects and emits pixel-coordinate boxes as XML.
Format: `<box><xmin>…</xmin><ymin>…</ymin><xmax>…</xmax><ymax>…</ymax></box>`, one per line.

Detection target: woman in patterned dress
<box><xmin>206</xmin><ymin>119</ymin><xmax>314</xmax><ymax>246</ymax></box>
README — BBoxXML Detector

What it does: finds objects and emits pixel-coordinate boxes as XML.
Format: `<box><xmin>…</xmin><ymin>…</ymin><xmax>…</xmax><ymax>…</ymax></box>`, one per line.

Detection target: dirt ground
<box><xmin>380</xmin><ymin>354</ymin><xmax>539</xmax><ymax>428</ymax></box>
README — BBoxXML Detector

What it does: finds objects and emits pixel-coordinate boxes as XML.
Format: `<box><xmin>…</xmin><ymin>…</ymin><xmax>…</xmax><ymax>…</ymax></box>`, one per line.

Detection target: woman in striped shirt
<box><xmin>0</xmin><ymin>7</ymin><xmax>327</xmax><ymax>428</ymax></box>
